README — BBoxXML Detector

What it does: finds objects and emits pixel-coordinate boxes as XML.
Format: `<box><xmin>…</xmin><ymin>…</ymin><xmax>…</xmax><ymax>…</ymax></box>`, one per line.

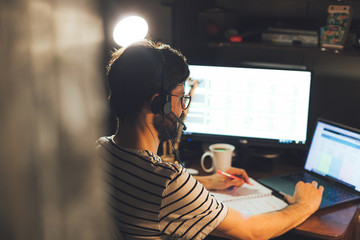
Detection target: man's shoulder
<box><xmin>95</xmin><ymin>136</ymin><xmax>184</xmax><ymax>176</ymax></box>
<box><xmin>96</xmin><ymin>136</ymin><xmax>110</xmax><ymax>145</ymax></box>
<box><xmin>95</xmin><ymin>136</ymin><xmax>112</xmax><ymax>152</ymax></box>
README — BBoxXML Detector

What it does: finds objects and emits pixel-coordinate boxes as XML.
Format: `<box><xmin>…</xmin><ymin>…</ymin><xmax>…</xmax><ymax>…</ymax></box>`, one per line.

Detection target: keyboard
<box><xmin>281</xmin><ymin>173</ymin><xmax>354</xmax><ymax>202</ymax></box>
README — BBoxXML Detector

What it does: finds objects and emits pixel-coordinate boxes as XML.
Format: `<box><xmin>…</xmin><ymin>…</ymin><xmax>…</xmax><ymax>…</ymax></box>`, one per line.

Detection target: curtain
<box><xmin>0</xmin><ymin>0</ymin><xmax>111</xmax><ymax>239</ymax></box>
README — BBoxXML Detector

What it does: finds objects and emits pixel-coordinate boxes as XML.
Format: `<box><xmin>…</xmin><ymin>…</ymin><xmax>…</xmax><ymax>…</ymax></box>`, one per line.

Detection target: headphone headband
<box><xmin>150</xmin><ymin>49</ymin><xmax>171</xmax><ymax>114</ymax></box>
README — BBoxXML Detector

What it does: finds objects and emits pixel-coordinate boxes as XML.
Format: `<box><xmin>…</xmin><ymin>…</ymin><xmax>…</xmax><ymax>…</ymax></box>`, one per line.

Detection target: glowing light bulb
<box><xmin>113</xmin><ymin>16</ymin><xmax>148</xmax><ymax>47</ymax></box>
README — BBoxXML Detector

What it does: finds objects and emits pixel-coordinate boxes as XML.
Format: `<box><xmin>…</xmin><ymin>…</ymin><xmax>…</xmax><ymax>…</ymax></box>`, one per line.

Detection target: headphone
<box><xmin>150</xmin><ymin>50</ymin><xmax>171</xmax><ymax>115</ymax></box>
<box><xmin>150</xmin><ymin>49</ymin><xmax>187</xmax><ymax>131</ymax></box>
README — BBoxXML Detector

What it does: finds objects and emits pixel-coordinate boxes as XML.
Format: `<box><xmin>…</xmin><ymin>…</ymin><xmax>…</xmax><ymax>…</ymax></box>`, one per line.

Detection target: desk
<box><xmin>187</xmin><ymin>153</ymin><xmax>360</xmax><ymax>240</ymax></box>
<box><xmin>290</xmin><ymin>202</ymin><xmax>360</xmax><ymax>240</ymax></box>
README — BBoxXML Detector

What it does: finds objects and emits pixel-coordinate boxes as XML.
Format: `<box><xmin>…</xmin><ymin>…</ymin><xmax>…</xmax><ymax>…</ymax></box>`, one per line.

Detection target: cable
<box><xmin>163</xmin><ymin>113</ymin><xmax>184</xmax><ymax>166</ymax></box>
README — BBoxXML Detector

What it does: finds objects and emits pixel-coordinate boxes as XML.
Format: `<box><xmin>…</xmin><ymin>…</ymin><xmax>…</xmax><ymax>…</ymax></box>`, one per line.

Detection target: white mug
<box><xmin>200</xmin><ymin>143</ymin><xmax>235</xmax><ymax>173</ymax></box>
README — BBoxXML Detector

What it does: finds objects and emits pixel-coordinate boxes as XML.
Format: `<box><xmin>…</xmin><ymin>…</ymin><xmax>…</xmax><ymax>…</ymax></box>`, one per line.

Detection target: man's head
<box><xmin>106</xmin><ymin>40</ymin><xmax>190</xmax><ymax>140</ymax></box>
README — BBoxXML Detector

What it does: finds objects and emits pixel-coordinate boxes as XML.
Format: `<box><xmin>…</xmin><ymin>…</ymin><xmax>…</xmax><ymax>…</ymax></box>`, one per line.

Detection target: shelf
<box><xmin>173</xmin><ymin>0</ymin><xmax>360</xmax><ymax>60</ymax></box>
<box><xmin>200</xmin><ymin>41</ymin><xmax>360</xmax><ymax>57</ymax></box>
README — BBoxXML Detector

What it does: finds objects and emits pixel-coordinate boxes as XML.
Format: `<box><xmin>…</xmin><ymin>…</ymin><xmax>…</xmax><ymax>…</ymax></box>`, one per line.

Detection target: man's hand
<box><xmin>194</xmin><ymin>167</ymin><xmax>250</xmax><ymax>190</ymax></box>
<box><xmin>285</xmin><ymin>181</ymin><xmax>324</xmax><ymax>213</ymax></box>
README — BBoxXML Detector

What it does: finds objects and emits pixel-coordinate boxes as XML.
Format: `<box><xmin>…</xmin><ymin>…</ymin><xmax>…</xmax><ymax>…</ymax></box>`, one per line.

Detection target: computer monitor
<box><xmin>183</xmin><ymin>64</ymin><xmax>312</xmax><ymax>147</ymax></box>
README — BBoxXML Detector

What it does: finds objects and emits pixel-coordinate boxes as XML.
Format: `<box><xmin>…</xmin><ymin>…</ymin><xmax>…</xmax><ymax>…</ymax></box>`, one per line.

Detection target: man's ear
<box><xmin>149</xmin><ymin>93</ymin><xmax>161</xmax><ymax>114</ymax></box>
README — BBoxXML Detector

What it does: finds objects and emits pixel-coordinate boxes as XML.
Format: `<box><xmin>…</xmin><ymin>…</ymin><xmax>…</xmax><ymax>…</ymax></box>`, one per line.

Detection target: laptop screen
<box><xmin>304</xmin><ymin>120</ymin><xmax>360</xmax><ymax>191</ymax></box>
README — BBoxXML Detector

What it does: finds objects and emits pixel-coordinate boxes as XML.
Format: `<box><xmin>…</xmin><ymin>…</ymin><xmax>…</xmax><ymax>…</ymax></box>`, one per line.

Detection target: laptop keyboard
<box><xmin>282</xmin><ymin>173</ymin><xmax>355</xmax><ymax>202</ymax></box>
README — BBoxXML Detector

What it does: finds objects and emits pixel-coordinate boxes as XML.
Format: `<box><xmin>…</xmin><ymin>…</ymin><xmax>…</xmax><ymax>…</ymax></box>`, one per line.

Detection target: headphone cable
<box><xmin>163</xmin><ymin>113</ymin><xmax>184</xmax><ymax>166</ymax></box>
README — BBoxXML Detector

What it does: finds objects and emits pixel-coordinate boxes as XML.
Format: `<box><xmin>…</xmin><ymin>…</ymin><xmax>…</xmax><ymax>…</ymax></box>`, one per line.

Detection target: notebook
<box><xmin>259</xmin><ymin>118</ymin><xmax>360</xmax><ymax>209</ymax></box>
<box><xmin>211</xmin><ymin>178</ymin><xmax>288</xmax><ymax>215</ymax></box>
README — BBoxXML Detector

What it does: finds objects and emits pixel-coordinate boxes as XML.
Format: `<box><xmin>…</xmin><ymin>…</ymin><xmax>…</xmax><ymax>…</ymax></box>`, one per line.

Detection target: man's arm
<box><xmin>211</xmin><ymin>181</ymin><xmax>324</xmax><ymax>240</ymax></box>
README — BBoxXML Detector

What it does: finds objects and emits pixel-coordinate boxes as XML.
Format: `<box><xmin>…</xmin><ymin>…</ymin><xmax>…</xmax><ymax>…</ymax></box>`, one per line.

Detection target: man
<box><xmin>96</xmin><ymin>39</ymin><xmax>323</xmax><ymax>240</ymax></box>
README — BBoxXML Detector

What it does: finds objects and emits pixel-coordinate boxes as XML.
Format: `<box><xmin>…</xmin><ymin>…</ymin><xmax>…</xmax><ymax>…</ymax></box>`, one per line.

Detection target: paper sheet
<box><xmin>211</xmin><ymin>178</ymin><xmax>289</xmax><ymax>215</ymax></box>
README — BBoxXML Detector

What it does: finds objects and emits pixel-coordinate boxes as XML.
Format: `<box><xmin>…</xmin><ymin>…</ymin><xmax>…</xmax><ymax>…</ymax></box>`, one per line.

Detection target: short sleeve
<box><xmin>159</xmin><ymin>167</ymin><xmax>228</xmax><ymax>240</ymax></box>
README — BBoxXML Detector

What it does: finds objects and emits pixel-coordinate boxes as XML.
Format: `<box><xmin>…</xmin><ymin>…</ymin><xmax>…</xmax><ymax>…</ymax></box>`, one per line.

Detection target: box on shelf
<box><xmin>320</xmin><ymin>5</ymin><xmax>353</xmax><ymax>50</ymax></box>
<box><xmin>261</xmin><ymin>27</ymin><xmax>319</xmax><ymax>47</ymax></box>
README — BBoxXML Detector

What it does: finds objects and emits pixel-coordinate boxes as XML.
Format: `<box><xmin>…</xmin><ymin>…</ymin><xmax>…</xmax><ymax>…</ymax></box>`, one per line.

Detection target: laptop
<box><xmin>259</xmin><ymin>118</ymin><xmax>360</xmax><ymax>209</ymax></box>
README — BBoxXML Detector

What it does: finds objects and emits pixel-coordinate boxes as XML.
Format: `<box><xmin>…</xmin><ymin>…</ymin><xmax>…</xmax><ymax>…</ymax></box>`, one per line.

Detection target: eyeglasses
<box><xmin>170</xmin><ymin>94</ymin><xmax>192</xmax><ymax>110</ymax></box>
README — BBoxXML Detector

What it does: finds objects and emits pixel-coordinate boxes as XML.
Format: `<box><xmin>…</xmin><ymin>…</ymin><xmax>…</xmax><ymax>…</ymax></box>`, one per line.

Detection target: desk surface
<box><xmin>186</xmin><ymin>152</ymin><xmax>360</xmax><ymax>240</ymax></box>
<box><xmin>294</xmin><ymin>202</ymin><xmax>358</xmax><ymax>239</ymax></box>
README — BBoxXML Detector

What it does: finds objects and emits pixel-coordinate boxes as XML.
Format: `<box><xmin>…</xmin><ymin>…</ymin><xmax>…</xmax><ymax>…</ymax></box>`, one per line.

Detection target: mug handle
<box><xmin>200</xmin><ymin>151</ymin><xmax>214</xmax><ymax>173</ymax></box>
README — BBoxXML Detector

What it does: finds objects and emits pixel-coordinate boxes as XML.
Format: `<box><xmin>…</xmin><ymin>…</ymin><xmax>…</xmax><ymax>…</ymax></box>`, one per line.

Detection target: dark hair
<box><xmin>106</xmin><ymin>40</ymin><xmax>189</xmax><ymax>120</ymax></box>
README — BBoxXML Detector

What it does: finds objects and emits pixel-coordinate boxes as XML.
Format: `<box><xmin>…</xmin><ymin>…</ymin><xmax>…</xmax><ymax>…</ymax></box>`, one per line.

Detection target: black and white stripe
<box><xmin>96</xmin><ymin>136</ymin><xmax>228</xmax><ymax>240</ymax></box>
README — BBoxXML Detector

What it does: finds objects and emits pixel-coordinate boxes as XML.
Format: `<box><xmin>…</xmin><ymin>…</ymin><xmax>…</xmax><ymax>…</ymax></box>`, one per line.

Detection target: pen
<box><xmin>217</xmin><ymin>170</ymin><xmax>254</xmax><ymax>186</ymax></box>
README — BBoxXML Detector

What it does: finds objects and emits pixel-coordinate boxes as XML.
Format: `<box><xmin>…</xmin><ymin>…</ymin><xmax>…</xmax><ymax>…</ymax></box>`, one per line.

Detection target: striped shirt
<box><xmin>96</xmin><ymin>136</ymin><xmax>228</xmax><ymax>240</ymax></box>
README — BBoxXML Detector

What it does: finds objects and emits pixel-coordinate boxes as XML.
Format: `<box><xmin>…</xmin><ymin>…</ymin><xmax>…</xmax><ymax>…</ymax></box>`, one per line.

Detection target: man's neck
<box><xmin>113</xmin><ymin>115</ymin><xmax>160</xmax><ymax>155</ymax></box>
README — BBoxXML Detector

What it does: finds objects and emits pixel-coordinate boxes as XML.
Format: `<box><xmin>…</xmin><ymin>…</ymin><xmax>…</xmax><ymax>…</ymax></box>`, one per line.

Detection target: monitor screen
<box><xmin>183</xmin><ymin>64</ymin><xmax>312</xmax><ymax>146</ymax></box>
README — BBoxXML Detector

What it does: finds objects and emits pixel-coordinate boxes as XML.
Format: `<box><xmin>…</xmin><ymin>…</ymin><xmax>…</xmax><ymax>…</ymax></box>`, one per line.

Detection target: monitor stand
<box><xmin>235</xmin><ymin>141</ymin><xmax>281</xmax><ymax>172</ymax></box>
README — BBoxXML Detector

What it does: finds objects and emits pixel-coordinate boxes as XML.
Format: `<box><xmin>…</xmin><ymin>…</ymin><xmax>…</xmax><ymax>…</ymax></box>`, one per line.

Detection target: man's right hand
<box><xmin>285</xmin><ymin>181</ymin><xmax>324</xmax><ymax>213</ymax></box>
<box><xmin>212</xmin><ymin>180</ymin><xmax>324</xmax><ymax>240</ymax></box>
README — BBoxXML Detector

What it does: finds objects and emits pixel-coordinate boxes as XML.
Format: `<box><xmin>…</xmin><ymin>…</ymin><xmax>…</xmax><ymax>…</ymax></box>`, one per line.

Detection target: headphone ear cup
<box><xmin>151</xmin><ymin>95</ymin><xmax>163</xmax><ymax>114</ymax></box>
<box><xmin>163</xmin><ymin>101</ymin><xmax>172</xmax><ymax>114</ymax></box>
